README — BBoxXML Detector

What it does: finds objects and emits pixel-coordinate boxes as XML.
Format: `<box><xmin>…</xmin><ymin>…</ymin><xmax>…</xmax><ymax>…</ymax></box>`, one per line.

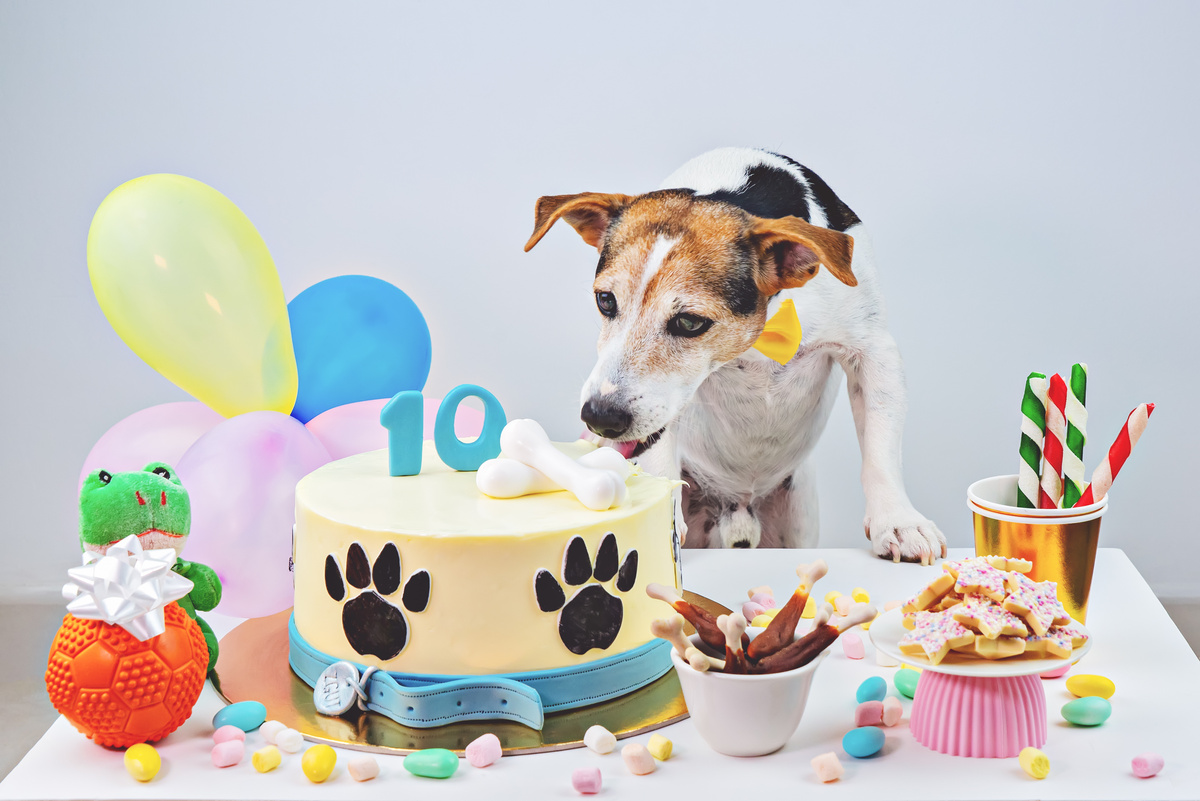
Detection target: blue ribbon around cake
<box><xmin>288</xmin><ymin>615</ymin><xmax>672</xmax><ymax>730</ymax></box>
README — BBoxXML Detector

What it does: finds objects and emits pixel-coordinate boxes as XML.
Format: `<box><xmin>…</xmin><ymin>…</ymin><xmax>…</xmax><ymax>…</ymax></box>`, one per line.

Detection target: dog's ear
<box><xmin>748</xmin><ymin>216</ymin><xmax>857</xmax><ymax>292</ymax></box>
<box><xmin>524</xmin><ymin>193</ymin><xmax>634</xmax><ymax>252</ymax></box>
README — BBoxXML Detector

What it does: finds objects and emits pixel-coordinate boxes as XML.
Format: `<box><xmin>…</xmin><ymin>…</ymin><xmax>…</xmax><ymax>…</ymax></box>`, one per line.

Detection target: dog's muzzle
<box><xmin>581</xmin><ymin>399</ymin><xmax>633</xmax><ymax>440</ymax></box>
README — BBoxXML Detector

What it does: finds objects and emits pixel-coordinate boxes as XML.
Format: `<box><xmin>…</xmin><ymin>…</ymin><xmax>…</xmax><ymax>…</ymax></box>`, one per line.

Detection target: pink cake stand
<box><xmin>869</xmin><ymin>609</ymin><xmax>1092</xmax><ymax>759</ymax></box>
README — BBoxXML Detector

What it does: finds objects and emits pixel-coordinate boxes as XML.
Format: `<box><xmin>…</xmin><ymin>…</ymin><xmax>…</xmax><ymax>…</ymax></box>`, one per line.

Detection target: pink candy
<box><xmin>855</xmin><ymin>700</ymin><xmax>883</xmax><ymax>727</ymax></box>
<box><xmin>211</xmin><ymin>740</ymin><xmax>244</xmax><ymax>768</ymax></box>
<box><xmin>212</xmin><ymin>725</ymin><xmax>246</xmax><ymax>744</ymax></box>
<box><xmin>882</xmin><ymin>696</ymin><xmax>903</xmax><ymax>727</ymax></box>
<box><xmin>749</xmin><ymin>592</ymin><xmax>776</xmax><ymax>609</ymax></box>
<box><xmin>572</xmin><ymin>767</ymin><xmax>603</xmax><ymax>794</ymax></box>
<box><xmin>841</xmin><ymin>631</ymin><xmax>865</xmax><ymax>659</ymax></box>
<box><xmin>465</xmin><ymin>733</ymin><xmax>502</xmax><ymax>768</ymax></box>
<box><xmin>621</xmin><ymin>743</ymin><xmax>656</xmax><ymax>775</ymax></box>
<box><xmin>1132</xmin><ymin>752</ymin><xmax>1164</xmax><ymax>778</ymax></box>
<box><xmin>834</xmin><ymin>595</ymin><xmax>855</xmax><ymax>616</ymax></box>
<box><xmin>811</xmin><ymin>751</ymin><xmax>844</xmax><ymax>783</ymax></box>
<box><xmin>742</xmin><ymin>601</ymin><xmax>766</xmax><ymax>621</ymax></box>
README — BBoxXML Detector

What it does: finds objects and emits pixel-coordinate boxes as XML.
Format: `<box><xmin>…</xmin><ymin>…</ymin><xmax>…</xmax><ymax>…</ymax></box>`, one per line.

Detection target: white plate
<box><xmin>868</xmin><ymin>607</ymin><xmax>1092</xmax><ymax>677</ymax></box>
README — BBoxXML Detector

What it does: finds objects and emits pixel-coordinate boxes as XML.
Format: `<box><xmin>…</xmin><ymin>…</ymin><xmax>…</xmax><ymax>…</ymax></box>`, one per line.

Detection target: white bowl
<box><xmin>670</xmin><ymin>634</ymin><xmax>827</xmax><ymax>757</ymax></box>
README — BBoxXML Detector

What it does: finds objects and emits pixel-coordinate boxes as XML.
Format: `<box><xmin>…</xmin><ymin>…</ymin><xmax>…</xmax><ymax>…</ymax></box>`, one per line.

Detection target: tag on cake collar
<box><xmin>751</xmin><ymin>298</ymin><xmax>802</xmax><ymax>365</ymax></box>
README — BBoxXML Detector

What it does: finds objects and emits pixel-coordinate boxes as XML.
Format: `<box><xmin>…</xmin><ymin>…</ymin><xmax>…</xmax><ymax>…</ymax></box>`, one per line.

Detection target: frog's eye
<box><xmin>151</xmin><ymin>466</ymin><xmax>171</xmax><ymax>480</ymax></box>
<box><xmin>97</xmin><ymin>470</ymin><xmax>112</xmax><ymax>485</ymax></box>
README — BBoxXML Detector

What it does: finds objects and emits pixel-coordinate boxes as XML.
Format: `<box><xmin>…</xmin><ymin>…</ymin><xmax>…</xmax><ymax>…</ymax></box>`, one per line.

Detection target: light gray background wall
<box><xmin>1</xmin><ymin>1</ymin><xmax>1195</xmax><ymax>600</ymax></box>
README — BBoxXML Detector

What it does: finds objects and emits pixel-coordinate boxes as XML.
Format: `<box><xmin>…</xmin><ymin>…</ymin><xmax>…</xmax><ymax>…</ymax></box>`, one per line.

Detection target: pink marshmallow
<box><xmin>811</xmin><ymin>751</ymin><xmax>844</xmax><ymax>783</ymax></box>
<box><xmin>854</xmin><ymin>700</ymin><xmax>884</xmax><ymax>727</ymax></box>
<box><xmin>211</xmin><ymin>740</ymin><xmax>244</xmax><ymax>768</ymax></box>
<box><xmin>212</xmin><ymin>725</ymin><xmax>246</xmax><ymax>744</ymax></box>
<box><xmin>841</xmin><ymin>631</ymin><xmax>865</xmax><ymax>659</ymax></box>
<box><xmin>834</xmin><ymin>595</ymin><xmax>855</xmax><ymax>616</ymax></box>
<box><xmin>883</xmin><ymin>599</ymin><xmax>902</xmax><ymax>612</ymax></box>
<box><xmin>750</xmin><ymin>592</ymin><xmax>776</xmax><ymax>609</ymax></box>
<box><xmin>882</xmin><ymin>696</ymin><xmax>903</xmax><ymax>727</ymax></box>
<box><xmin>621</xmin><ymin>743</ymin><xmax>656</xmax><ymax>775</ymax></box>
<box><xmin>465</xmin><ymin>733</ymin><xmax>502</xmax><ymax>768</ymax></box>
<box><xmin>742</xmin><ymin>601</ymin><xmax>766</xmax><ymax>621</ymax></box>
<box><xmin>572</xmin><ymin>767</ymin><xmax>603</xmax><ymax>794</ymax></box>
<box><xmin>1132</xmin><ymin>753</ymin><xmax>1164</xmax><ymax>779</ymax></box>
<box><xmin>1039</xmin><ymin>663</ymin><xmax>1071</xmax><ymax>679</ymax></box>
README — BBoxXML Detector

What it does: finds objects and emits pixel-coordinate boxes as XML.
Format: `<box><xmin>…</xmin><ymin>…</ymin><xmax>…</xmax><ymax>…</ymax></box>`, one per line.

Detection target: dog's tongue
<box><xmin>613</xmin><ymin>440</ymin><xmax>639</xmax><ymax>459</ymax></box>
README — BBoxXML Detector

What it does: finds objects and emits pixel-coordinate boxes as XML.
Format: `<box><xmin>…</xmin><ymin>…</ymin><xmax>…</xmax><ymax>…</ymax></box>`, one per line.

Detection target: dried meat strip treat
<box><xmin>753</xmin><ymin>604</ymin><xmax>877</xmax><ymax>674</ymax></box>
<box><xmin>746</xmin><ymin>560</ymin><xmax>828</xmax><ymax>661</ymax></box>
<box><xmin>646</xmin><ymin>583</ymin><xmax>744</xmax><ymax>651</ymax></box>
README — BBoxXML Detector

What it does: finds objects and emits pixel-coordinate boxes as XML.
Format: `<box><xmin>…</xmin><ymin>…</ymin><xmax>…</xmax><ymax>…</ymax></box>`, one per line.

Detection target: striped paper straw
<box><xmin>1073</xmin><ymin>403</ymin><xmax>1155</xmax><ymax>506</ymax></box>
<box><xmin>1062</xmin><ymin>363</ymin><xmax>1089</xmax><ymax>507</ymax></box>
<box><xmin>1017</xmin><ymin>372</ymin><xmax>1049</xmax><ymax>508</ymax></box>
<box><xmin>1038</xmin><ymin>373</ymin><xmax>1067</xmax><ymax>509</ymax></box>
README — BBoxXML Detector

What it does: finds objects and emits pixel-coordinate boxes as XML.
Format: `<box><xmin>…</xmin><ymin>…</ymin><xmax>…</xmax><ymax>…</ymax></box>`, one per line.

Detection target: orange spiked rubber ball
<box><xmin>45</xmin><ymin>602</ymin><xmax>209</xmax><ymax>747</ymax></box>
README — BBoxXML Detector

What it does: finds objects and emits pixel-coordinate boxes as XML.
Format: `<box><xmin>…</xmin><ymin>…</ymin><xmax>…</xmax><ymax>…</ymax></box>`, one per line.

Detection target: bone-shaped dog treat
<box><xmin>477</xmin><ymin>447</ymin><xmax>632</xmax><ymax>499</ymax></box>
<box><xmin>650</xmin><ymin>615</ymin><xmax>691</xmax><ymax>658</ymax></box>
<box><xmin>685</xmin><ymin>646</ymin><xmax>725</xmax><ymax>672</ymax></box>
<box><xmin>754</xmin><ymin>603</ymin><xmax>877</xmax><ymax>674</ymax></box>
<box><xmin>497</xmin><ymin>420</ymin><xmax>627</xmax><ymax>510</ymax></box>
<box><xmin>745</xmin><ymin>560</ymin><xmax>828</xmax><ymax>661</ymax></box>
<box><xmin>717</xmin><ymin>613</ymin><xmax>749</xmax><ymax>674</ymax></box>
<box><xmin>646</xmin><ymin>583</ymin><xmax>728</xmax><ymax>651</ymax></box>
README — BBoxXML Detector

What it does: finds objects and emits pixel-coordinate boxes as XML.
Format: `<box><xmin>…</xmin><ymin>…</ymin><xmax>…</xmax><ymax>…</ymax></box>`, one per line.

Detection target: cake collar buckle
<box><xmin>314</xmin><ymin>661</ymin><xmax>378</xmax><ymax>716</ymax></box>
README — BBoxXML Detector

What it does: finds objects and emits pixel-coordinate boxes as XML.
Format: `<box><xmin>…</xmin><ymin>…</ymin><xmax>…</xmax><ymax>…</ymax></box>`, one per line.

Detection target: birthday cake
<box><xmin>288</xmin><ymin>439</ymin><xmax>680</xmax><ymax>729</ymax></box>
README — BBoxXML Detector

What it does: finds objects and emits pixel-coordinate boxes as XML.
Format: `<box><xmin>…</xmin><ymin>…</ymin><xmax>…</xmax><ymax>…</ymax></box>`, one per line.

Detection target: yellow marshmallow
<box><xmin>852</xmin><ymin>587</ymin><xmax>870</xmax><ymax>603</ymax></box>
<box><xmin>647</xmin><ymin>733</ymin><xmax>673</xmax><ymax>761</ymax></box>
<box><xmin>1019</xmin><ymin>747</ymin><xmax>1050</xmax><ymax>779</ymax></box>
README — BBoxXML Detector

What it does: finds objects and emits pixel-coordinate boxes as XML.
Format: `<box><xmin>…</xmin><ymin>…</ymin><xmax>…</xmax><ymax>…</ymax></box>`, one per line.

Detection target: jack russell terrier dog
<box><xmin>524</xmin><ymin>148</ymin><xmax>945</xmax><ymax>564</ymax></box>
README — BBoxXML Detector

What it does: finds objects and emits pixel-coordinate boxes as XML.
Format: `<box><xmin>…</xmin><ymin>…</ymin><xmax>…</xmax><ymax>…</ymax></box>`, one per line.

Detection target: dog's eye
<box><xmin>667</xmin><ymin>313</ymin><xmax>713</xmax><ymax>338</ymax></box>
<box><xmin>595</xmin><ymin>291</ymin><xmax>618</xmax><ymax>318</ymax></box>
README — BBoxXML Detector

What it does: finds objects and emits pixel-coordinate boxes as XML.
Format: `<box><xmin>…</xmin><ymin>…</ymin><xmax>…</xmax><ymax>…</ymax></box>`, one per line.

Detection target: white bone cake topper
<box><xmin>477</xmin><ymin>419</ymin><xmax>631</xmax><ymax>510</ymax></box>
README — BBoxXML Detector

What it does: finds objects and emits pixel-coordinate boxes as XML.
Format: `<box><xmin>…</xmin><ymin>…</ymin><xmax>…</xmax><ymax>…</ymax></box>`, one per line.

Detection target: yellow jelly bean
<box><xmin>824</xmin><ymin>590</ymin><xmax>842</xmax><ymax>604</ymax></box>
<box><xmin>647</xmin><ymin>733</ymin><xmax>673</xmax><ymax>761</ymax></box>
<box><xmin>253</xmin><ymin>746</ymin><xmax>282</xmax><ymax>773</ymax></box>
<box><xmin>750</xmin><ymin>614</ymin><xmax>774</xmax><ymax>628</ymax></box>
<box><xmin>852</xmin><ymin>587</ymin><xmax>870</xmax><ymax>603</ymax></box>
<box><xmin>1019</xmin><ymin>747</ymin><xmax>1050</xmax><ymax>779</ymax></box>
<box><xmin>1065</xmin><ymin>674</ymin><xmax>1115</xmax><ymax>700</ymax></box>
<box><xmin>124</xmin><ymin>743</ymin><xmax>160</xmax><ymax>782</ymax></box>
<box><xmin>800</xmin><ymin>596</ymin><xmax>817</xmax><ymax>619</ymax></box>
<box><xmin>302</xmin><ymin>745</ymin><xmax>337</xmax><ymax>783</ymax></box>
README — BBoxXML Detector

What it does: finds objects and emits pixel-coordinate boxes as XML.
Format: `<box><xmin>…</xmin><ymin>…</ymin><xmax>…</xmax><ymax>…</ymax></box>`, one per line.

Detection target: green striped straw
<box><xmin>1062</xmin><ymin>363</ymin><xmax>1089</xmax><ymax>507</ymax></box>
<box><xmin>1017</xmin><ymin>372</ymin><xmax>1049</xmax><ymax>508</ymax></box>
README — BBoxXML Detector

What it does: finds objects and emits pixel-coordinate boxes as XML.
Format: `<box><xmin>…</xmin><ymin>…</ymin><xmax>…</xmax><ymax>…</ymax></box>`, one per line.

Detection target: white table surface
<box><xmin>4</xmin><ymin>548</ymin><xmax>1197</xmax><ymax>801</ymax></box>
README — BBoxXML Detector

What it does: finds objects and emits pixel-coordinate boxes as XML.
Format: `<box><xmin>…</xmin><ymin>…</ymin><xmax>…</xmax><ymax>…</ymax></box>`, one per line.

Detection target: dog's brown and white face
<box><xmin>525</xmin><ymin>190</ymin><xmax>857</xmax><ymax>447</ymax></box>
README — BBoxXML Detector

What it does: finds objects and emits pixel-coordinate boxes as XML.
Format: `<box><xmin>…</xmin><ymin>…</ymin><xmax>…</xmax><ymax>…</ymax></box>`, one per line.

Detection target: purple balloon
<box><xmin>305</xmin><ymin>396</ymin><xmax>486</xmax><ymax>461</ymax></box>
<box><xmin>79</xmin><ymin>402</ymin><xmax>224</xmax><ymax>490</ymax></box>
<box><xmin>177</xmin><ymin>411</ymin><xmax>331</xmax><ymax>619</ymax></box>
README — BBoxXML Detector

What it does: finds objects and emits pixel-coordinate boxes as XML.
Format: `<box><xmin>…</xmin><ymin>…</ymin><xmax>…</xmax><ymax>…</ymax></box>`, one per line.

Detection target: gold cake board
<box><xmin>212</xmin><ymin>591</ymin><xmax>727</xmax><ymax>756</ymax></box>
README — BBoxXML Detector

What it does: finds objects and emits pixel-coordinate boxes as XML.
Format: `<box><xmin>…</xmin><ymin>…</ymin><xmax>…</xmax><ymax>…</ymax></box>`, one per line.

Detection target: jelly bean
<box><xmin>811</xmin><ymin>751</ymin><xmax>844</xmax><ymax>782</ymax></box>
<box><xmin>621</xmin><ymin>743</ymin><xmax>656</xmax><ymax>775</ymax></box>
<box><xmin>302</xmin><ymin>745</ymin><xmax>336</xmax><ymax>783</ymax></box>
<box><xmin>124</xmin><ymin>743</ymin><xmax>160</xmax><ymax>782</ymax></box>
<box><xmin>1066</xmin><ymin>674</ymin><xmax>1115</xmax><ymax>700</ymax></box>
<box><xmin>1040</xmin><ymin>663</ymin><xmax>1071</xmax><ymax>679</ymax></box>
<box><xmin>894</xmin><ymin>668</ymin><xmax>919</xmax><ymax>699</ymax></box>
<box><xmin>1132</xmin><ymin>752</ymin><xmax>1164</xmax><ymax>779</ymax></box>
<box><xmin>855</xmin><ymin>701</ymin><xmax>884</xmax><ymax>727</ymax></box>
<box><xmin>212</xmin><ymin>725</ymin><xmax>245</xmax><ymax>745</ymax></box>
<box><xmin>211</xmin><ymin>740</ymin><xmax>244</xmax><ymax>768</ymax></box>
<box><xmin>647</xmin><ymin>733</ymin><xmax>672</xmax><ymax>761</ymax></box>
<box><xmin>348</xmin><ymin>754</ymin><xmax>380</xmax><ymax>782</ymax></box>
<box><xmin>1062</xmin><ymin>696</ymin><xmax>1112</xmax><ymax>726</ymax></box>
<box><xmin>572</xmin><ymin>766</ymin><xmax>602</xmax><ymax>794</ymax></box>
<box><xmin>252</xmin><ymin>746</ymin><xmax>281</xmax><ymax>773</ymax></box>
<box><xmin>1019</xmin><ymin>747</ymin><xmax>1049</xmax><ymax>779</ymax></box>
<box><xmin>584</xmin><ymin>725</ymin><xmax>616</xmax><ymax>754</ymax></box>
<box><xmin>212</xmin><ymin>700</ymin><xmax>267</xmax><ymax>732</ymax></box>
<box><xmin>852</xmin><ymin>587</ymin><xmax>871</xmax><ymax>603</ymax></box>
<box><xmin>259</xmin><ymin>720</ymin><xmax>286</xmax><ymax>744</ymax></box>
<box><xmin>882</xmin><ymin>696</ymin><xmax>903</xmax><ymax>727</ymax></box>
<box><xmin>465</xmin><ymin>733</ymin><xmax>502</xmax><ymax>768</ymax></box>
<box><xmin>801</xmin><ymin>595</ymin><xmax>817</xmax><ymax>619</ymax></box>
<box><xmin>842</xmin><ymin>726</ymin><xmax>885</xmax><ymax>758</ymax></box>
<box><xmin>841</xmin><ymin>631</ymin><xmax>865</xmax><ymax>660</ymax></box>
<box><xmin>404</xmin><ymin>748</ymin><xmax>459</xmax><ymax>779</ymax></box>
<box><xmin>276</xmin><ymin>728</ymin><xmax>304</xmax><ymax>753</ymax></box>
<box><xmin>856</xmin><ymin>676</ymin><xmax>887</xmax><ymax>703</ymax></box>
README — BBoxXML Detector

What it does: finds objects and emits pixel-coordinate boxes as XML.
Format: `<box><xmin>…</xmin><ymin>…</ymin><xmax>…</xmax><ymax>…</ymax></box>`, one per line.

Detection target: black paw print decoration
<box><xmin>325</xmin><ymin>542</ymin><xmax>430</xmax><ymax>660</ymax></box>
<box><xmin>534</xmin><ymin>533</ymin><xmax>637</xmax><ymax>655</ymax></box>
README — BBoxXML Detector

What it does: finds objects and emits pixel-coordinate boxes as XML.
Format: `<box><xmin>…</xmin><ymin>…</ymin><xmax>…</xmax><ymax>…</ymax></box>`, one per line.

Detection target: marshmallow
<box><xmin>647</xmin><ymin>733</ymin><xmax>673</xmax><ymax>761</ymax></box>
<box><xmin>584</xmin><ymin>725</ymin><xmax>616</xmax><ymax>754</ymax></box>
<box><xmin>465</xmin><ymin>733</ymin><xmax>502</xmax><ymax>768</ymax></box>
<box><xmin>212</xmin><ymin>725</ymin><xmax>245</xmax><ymax>745</ymax></box>
<box><xmin>124</xmin><ymin>744</ymin><xmax>160</xmax><ymax>782</ymax></box>
<box><xmin>749</xmin><ymin>590</ymin><xmax>776</xmax><ymax>608</ymax></box>
<box><xmin>742</xmin><ymin>601</ymin><xmax>766</xmax><ymax>621</ymax></box>
<box><xmin>1019</xmin><ymin>747</ymin><xmax>1050</xmax><ymax>779</ymax></box>
<box><xmin>834</xmin><ymin>595</ymin><xmax>855</xmax><ymax>616</ymax></box>
<box><xmin>275</xmin><ymin>728</ymin><xmax>304</xmax><ymax>753</ymax></box>
<box><xmin>852</xmin><ymin>587</ymin><xmax>871</xmax><ymax>603</ymax></box>
<box><xmin>884</xmin><ymin>599</ymin><xmax>902</xmax><ymax>612</ymax></box>
<box><xmin>259</xmin><ymin>719</ymin><xmax>286</xmax><ymax>745</ymax></box>
<box><xmin>841</xmin><ymin>631</ymin><xmax>865</xmax><ymax>659</ymax></box>
<box><xmin>252</xmin><ymin>746</ymin><xmax>281</xmax><ymax>773</ymax></box>
<box><xmin>572</xmin><ymin>767</ymin><xmax>602</xmax><ymax>794</ymax></box>
<box><xmin>875</xmin><ymin>648</ymin><xmax>900</xmax><ymax>667</ymax></box>
<box><xmin>855</xmin><ymin>701</ymin><xmax>884</xmax><ymax>727</ymax></box>
<box><xmin>1132</xmin><ymin>752</ymin><xmax>1164</xmax><ymax>779</ymax></box>
<box><xmin>211</xmin><ymin>740</ymin><xmax>244</xmax><ymax>768</ymax></box>
<box><xmin>621</xmin><ymin>743</ymin><xmax>656</xmax><ymax>775</ymax></box>
<box><xmin>496</xmin><ymin>420</ymin><xmax>627</xmax><ymax>510</ymax></box>
<box><xmin>882</xmin><ymin>696</ymin><xmax>903</xmax><ymax>727</ymax></box>
<box><xmin>824</xmin><ymin>590</ymin><xmax>842</xmax><ymax>604</ymax></box>
<box><xmin>348</xmin><ymin>754</ymin><xmax>380</xmax><ymax>781</ymax></box>
<box><xmin>811</xmin><ymin>751</ymin><xmax>844</xmax><ymax>783</ymax></box>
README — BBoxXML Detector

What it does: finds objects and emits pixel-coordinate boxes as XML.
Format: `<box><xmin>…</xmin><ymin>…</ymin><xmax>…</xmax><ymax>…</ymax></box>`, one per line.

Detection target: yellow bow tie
<box><xmin>752</xmin><ymin>299</ymin><xmax>803</xmax><ymax>364</ymax></box>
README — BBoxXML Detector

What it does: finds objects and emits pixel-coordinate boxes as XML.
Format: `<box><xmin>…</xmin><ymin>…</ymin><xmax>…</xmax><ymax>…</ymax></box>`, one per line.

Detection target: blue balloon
<box><xmin>288</xmin><ymin>276</ymin><xmax>432</xmax><ymax>423</ymax></box>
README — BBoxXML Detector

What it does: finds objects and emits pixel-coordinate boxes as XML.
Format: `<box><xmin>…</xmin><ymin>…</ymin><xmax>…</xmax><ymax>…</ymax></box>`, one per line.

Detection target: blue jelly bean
<box><xmin>212</xmin><ymin>700</ymin><xmax>267</xmax><ymax>732</ymax></box>
<box><xmin>856</xmin><ymin>676</ymin><xmax>887</xmax><ymax>703</ymax></box>
<box><xmin>843</xmin><ymin>726</ymin><xmax>885</xmax><ymax>758</ymax></box>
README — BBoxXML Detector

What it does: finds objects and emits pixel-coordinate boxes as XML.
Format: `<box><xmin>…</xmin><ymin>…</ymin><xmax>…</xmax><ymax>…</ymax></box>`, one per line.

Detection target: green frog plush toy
<box><xmin>79</xmin><ymin>462</ymin><xmax>221</xmax><ymax>669</ymax></box>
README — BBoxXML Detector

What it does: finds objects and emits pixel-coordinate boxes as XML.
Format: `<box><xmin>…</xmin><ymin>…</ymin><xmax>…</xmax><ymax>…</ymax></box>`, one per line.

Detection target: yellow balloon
<box><xmin>88</xmin><ymin>175</ymin><xmax>298</xmax><ymax>417</ymax></box>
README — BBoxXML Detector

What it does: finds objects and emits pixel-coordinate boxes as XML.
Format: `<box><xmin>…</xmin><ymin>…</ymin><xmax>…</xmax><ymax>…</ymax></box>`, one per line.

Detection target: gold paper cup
<box><xmin>967</xmin><ymin>475</ymin><xmax>1107</xmax><ymax>622</ymax></box>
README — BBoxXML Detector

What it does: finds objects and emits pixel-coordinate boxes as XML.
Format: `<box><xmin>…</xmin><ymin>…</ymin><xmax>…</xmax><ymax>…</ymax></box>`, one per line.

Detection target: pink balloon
<box><xmin>177</xmin><ymin>411</ymin><xmax>331</xmax><ymax>619</ymax></box>
<box><xmin>305</xmin><ymin>396</ymin><xmax>486</xmax><ymax>461</ymax></box>
<box><xmin>79</xmin><ymin>402</ymin><xmax>224</xmax><ymax>489</ymax></box>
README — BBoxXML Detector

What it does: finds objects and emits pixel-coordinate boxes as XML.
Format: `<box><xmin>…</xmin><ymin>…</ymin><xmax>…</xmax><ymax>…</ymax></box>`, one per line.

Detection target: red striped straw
<box><xmin>1073</xmin><ymin>403</ymin><xmax>1155</xmax><ymax>507</ymax></box>
<box><xmin>1038</xmin><ymin>374</ymin><xmax>1068</xmax><ymax>509</ymax></box>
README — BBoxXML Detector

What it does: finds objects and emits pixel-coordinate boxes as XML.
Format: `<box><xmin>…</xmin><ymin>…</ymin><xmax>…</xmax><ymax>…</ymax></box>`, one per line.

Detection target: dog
<box><xmin>524</xmin><ymin>148</ymin><xmax>945</xmax><ymax>563</ymax></box>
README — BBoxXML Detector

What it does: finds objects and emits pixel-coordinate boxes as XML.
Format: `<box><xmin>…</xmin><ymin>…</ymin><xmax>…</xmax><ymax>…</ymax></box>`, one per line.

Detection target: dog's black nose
<box><xmin>732</xmin><ymin>540</ymin><xmax>751</xmax><ymax>549</ymax></box>
<box><xmin>581</xmin><ymin>399</ymin><xmax>633</xmax><ymax>440</ymax></box>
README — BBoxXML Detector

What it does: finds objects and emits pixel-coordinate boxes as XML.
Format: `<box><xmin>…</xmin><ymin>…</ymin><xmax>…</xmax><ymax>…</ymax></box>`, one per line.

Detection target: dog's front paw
<box><xmin>865</xmin><ymin>507</ymin><xmax>946</xmax><ymax>565</ymax></box>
